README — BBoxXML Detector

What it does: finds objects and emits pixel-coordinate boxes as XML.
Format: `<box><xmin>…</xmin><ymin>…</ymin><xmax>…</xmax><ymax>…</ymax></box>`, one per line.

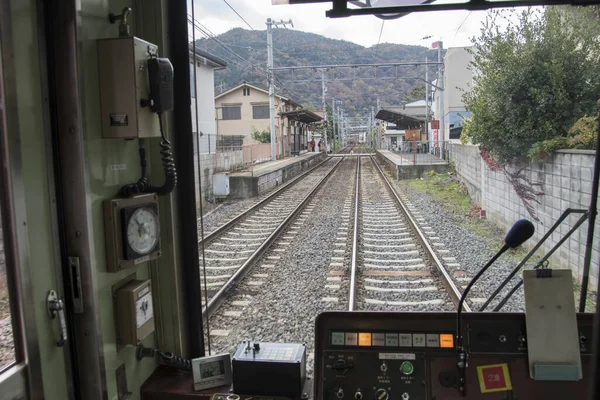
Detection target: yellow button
<box><xmin>358</xmin><ymin>333</ymin><xmax>372</xmax><ymax>346</ymax></box>
<box><xmin>440</xmin><ymin>334</ymin><xmax>454</xmax><ymax>348</ymax></box>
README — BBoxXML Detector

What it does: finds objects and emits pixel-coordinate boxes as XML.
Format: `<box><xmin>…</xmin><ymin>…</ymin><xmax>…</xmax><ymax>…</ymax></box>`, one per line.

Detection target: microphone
<box><xmin>455</xmin><ymin>219</ymin><xmax>534</xmax><ymax>395</ymax></box>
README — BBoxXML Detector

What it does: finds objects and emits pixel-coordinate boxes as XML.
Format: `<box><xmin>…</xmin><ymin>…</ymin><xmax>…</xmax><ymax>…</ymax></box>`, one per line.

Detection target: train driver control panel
<box><xmin>314</xmin><ymin>312</ymin><xmax>594</xmax><ymax>400</ymax></box>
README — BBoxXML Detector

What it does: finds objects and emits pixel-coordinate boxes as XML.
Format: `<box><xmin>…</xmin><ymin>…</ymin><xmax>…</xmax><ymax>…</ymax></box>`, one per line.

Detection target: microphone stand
<box><xmin>456</xmin><ymin>244</ymin><xmax>508</xmax><ymax>396</ymax></box>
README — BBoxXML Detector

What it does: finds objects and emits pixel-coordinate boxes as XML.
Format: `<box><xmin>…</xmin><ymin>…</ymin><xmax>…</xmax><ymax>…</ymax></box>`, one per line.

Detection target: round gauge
<box><xmin>126</xmin><ymin>207</ymin><xmax>159</xmax><ymax>256</ymax></box>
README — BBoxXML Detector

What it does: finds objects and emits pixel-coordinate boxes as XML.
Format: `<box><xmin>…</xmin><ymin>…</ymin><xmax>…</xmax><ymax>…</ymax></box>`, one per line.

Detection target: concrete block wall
<box><xmin>0</xmin><ymin>210</ymin><xmax>5</xmax><ymax>294</ymax></box>
<box><xmin>450</xmin><ymin>144</ymin><xmax>482</xmax><ymax>205</ymax></box>
<box><xmin>451</xmin><ymin>144</ymin><xmax>599</xmax><ymax>289</ymax></box>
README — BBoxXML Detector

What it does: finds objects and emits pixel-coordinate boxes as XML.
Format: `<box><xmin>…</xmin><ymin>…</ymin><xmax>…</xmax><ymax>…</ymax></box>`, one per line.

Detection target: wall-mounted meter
<box><xmin>115</xmin><ymin>279</ymin><xmax>154</xmax><ymax>347</ymax></box>
<box><xmin>103</xmin><ymin>194</ymin><xmax>161</xmax><ymax>272</ymax></box>
<box><xmin>97</xmin><ymin>37</ymin><xmax>160</xmax><ymax>139</ymax></box>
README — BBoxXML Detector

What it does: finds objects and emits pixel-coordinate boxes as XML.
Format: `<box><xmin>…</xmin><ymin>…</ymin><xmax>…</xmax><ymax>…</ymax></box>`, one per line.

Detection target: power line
<box><xmin>221</xmin><ymin>0</ymin><xmax>255</xmax><ymax>31</ymax></box>
<box><xmin>375</xmin><ymin>20</ymin><xmax>385</xmax><ymax>58</ymax></box>
<box><xmin>451</xmin><ymin>11</ymin><xmax>472</xmax><ymax>47</ymax></box>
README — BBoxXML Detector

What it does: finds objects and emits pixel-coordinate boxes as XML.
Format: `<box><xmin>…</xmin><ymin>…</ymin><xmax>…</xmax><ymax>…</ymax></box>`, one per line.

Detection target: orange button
<box><xmin>358</xmin><ymin>333</ymin><xmax>372</xmax><ymax>346</ymax></box>
<box><xmin>440</xmin><ymin>334</ymin><xmax>454</xmax><ymax>348</ymax></box>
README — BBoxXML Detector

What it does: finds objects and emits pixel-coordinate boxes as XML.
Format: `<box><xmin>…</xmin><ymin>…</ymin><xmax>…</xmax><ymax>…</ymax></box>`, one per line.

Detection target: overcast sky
<box><xmin>193</xmin><ymin>0</ymin><xmax>497</xmax><ymax>49</ymax></box>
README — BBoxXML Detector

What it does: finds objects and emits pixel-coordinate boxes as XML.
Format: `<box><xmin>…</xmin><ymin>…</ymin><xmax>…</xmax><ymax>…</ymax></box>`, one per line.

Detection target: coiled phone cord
<box><xmin>120</xmin><ymin>113</ymin><xmax>177</xmax><ymax>197</ymax></box>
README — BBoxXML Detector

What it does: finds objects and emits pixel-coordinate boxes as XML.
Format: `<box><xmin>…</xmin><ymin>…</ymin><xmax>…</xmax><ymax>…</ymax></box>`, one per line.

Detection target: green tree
<box><xmin>461</xmin><ymin>7</ymin><xmax>600</xmax><ymax>163</ymax></box>
<box><xmin>404</xmin><ymin>84</ymin><xmax>426</xmax><ymax>104</ymax></box>
<box><xmin>251</xmin><ymin>129</ymin><xmax>271</xmax><ymax>143</ymax></box>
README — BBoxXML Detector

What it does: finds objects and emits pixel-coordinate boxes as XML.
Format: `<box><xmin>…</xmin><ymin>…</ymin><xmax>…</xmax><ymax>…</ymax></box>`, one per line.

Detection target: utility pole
<box><xmin>425</xmin><ymin>56</ymin><xmax>430</xmax><ymax>147</ymax></box>
<box><xmin>438</xmin><ymin>41</ymin><xmax>445</xmax><ymax>142</ymax></box>
<box><xmin>267</xmin><ymin>18</ymin><xmax>293</xmax><ymax>161</ymax></box>
<box><xmin>331</xmin><ymin>98</ymin><xmax>336</xmax><ymax>153</ymax></box>
<box><xmin>370</xmin><ymin>106</ymin><xmax>375</xmax><ymax>149</ymax></box>
<box><xmin>321</xmin><ymin>71</ymin><xmax>328</xmax><ymax>153</ymax></box>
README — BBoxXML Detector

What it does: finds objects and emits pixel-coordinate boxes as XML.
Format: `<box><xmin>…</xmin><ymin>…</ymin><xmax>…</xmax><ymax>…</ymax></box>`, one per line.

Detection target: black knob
<box><xmin>374</xmin><ymin>389</ymin><xmax>389</xmax><ymax>400</ymax></box>
<box><xmin>253</xmin><ymin>343</ymin><xmax>260</xmax><ymax>351</ymax></box>
<box><xmin>333</xmin><ymin>359</ymin><xmax>348</xmax><ymax>371</ymax></box>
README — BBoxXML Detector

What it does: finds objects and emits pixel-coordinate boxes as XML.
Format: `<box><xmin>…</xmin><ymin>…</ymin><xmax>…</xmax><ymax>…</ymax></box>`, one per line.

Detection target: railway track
<box><xmin>347</xmin><ymin>156</ymin><xmax>469</xmax><ymax>312</ymax></box>
<box><xmin>199</xmin><ymin>156</ymin><xmax>344</xmax><ymax>319</ymax></box>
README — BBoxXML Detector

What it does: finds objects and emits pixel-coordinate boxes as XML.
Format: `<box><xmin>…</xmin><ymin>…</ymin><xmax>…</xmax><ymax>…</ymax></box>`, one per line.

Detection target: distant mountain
<box><xmin>195</xmin><ymin>28</ymin><xmax>440</xmax><ymax>116</ymax></box>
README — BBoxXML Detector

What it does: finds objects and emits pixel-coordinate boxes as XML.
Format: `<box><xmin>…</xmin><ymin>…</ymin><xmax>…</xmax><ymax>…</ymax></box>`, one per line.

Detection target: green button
<box><xmin>400</xmin><ymin>361</ymin><xmax>414</xmax><ymax>375</ymax></box>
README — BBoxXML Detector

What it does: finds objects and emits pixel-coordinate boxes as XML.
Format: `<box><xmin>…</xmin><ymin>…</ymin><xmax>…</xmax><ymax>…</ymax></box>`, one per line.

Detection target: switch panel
<box><xmin>115</xmin><ymin>279</ymin><xmax>154</xmax><ymax>347</ymax></box>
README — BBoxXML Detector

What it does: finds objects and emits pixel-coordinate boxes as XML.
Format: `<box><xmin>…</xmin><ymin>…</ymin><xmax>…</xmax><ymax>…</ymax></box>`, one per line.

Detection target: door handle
<box><xmin>47</xmin><ymin>290</ymin><xmax>68</xmax><ymax>347</ymax></box>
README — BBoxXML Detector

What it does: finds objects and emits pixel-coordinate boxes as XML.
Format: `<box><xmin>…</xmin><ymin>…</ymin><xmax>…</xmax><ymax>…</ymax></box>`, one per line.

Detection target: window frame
<box><xmin>222</xmin><ymin>106</ymin><xmax>241</xmax><ymax>120</ymax></box>
<box><xmin>252</xmin><ymin>105</ymin><xmax>269</xmax><ymax>120</ymax></box>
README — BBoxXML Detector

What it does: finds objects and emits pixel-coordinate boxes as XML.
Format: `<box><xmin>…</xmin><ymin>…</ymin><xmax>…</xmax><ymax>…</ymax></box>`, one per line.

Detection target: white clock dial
<box><xmin>126</xmin><ymin>207</ymin><xmax>159</xmax><ymax>255</ymax></box>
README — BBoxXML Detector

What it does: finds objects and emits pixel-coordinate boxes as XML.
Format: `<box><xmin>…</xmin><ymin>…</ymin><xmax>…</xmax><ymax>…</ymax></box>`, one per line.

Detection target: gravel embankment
<box><xmin>204</xmin><ymin>157</ymin><xmax>358</xmax><ymax>377</ymax></box>
<box><xmin>383</xmin><ymin>164</ymin><xmax>527</xmax><ymax>312</ymax></box>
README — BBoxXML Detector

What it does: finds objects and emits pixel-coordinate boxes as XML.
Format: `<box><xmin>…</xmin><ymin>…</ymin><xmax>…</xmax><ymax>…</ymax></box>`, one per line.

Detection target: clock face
<box><xmin>125</xmin><ymin>207</ymin><xmax>159</xmax><ymax>256</ymax></box>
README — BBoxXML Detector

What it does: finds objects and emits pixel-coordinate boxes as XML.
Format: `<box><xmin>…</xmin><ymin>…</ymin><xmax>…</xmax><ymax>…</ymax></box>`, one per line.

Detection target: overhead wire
<box><xmin>451</xmin><ymin>11</ymin><xmax>472</xmax><ymax>47</ymax></box>
<box><xmin>221</xmin><ymin>0</ymin><xmax>255</xmax><ymax>30</ymax></box>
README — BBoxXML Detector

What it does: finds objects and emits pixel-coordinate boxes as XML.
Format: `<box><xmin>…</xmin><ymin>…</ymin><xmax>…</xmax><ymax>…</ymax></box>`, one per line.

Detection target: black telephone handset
<box><xmin>120</xmin><ymin>56</ymin><xmax>177</xmax><ymax>197</ymax></box>
<box><xmin>147</xmin><ymin>57</ymin><xmax>174</xmax><ymax>114</ymax></box>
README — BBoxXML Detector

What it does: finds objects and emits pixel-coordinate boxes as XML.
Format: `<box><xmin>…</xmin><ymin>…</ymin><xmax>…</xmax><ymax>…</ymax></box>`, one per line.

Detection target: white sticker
<box><xmin>110</xmin><ymin>164</ymin><xmax>127</xmax><ymax>171</ymax></box>
<box><xmin>379</xmin><ymin>353</ymin><xmax>416</xmax><ymax>360</ymax></box>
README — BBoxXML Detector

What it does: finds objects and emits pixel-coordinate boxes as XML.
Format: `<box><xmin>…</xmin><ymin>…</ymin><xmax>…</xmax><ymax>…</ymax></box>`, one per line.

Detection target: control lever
<box><xmin>46</xmin><ymin>290</ymin><xmax>67</xmax><ymax>346</ymax></box>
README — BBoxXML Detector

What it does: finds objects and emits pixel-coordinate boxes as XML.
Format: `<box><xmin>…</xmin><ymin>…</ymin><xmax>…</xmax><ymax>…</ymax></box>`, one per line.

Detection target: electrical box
<box><xmin>232</xmin><ymin>342</ymin><xmax>306</xmax><ymax>397</ymax></box>
<box><xmin>115</xmin><ymin>279</ymin><xmax>154</xmax><ymax>347</ymax></box>
<box><xmin>97</xmin><ymin>36</ymin><xmax>160</xmax><ymax>139</ymax></box>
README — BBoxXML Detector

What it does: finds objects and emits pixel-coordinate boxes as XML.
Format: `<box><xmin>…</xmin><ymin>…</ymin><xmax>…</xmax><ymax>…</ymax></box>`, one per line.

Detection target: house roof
<box><xmin>405</xmin><ymin>100</ymin><xmax>427</xmax><ymax>107</ymax></box>
<box><xmin>215</xmin><ymin>83</ymin><xmax>300</xmax><ymax>107</ymax></box>
<box><xmin>189</xmin><ymin>46</ymin><xmax>227</xmax><ymax>69</ymax></box>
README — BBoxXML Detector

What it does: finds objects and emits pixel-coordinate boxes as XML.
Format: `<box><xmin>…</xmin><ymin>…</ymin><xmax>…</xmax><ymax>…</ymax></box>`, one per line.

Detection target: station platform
<box><xmin>376</xmin><ymin>149</ymin><xmax>450</xmax><ymax>180</ymax></box>
<box><xmin>224</xmin><ymin>151</ymin><xmax>327</xmax><ymax>198</ymax></box>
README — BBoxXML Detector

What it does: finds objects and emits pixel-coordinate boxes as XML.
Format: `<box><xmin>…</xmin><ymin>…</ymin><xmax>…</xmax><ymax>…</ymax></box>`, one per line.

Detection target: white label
<box><xmin>136</xmin><ymin>292</ymin><xmax>153</xmax><ymax>328</ymax></box>
<box><xmin>379</xmin><ymin>353</ymin><xmax>416</xmax><ymax>360</ymax></box>
<box><xmin>138</xmin><ymin>285</ymin><xmax>150</xmax><ymax>299</ymax></box>
<box><xmin>133</xmin><ymin>255</ymin><xmax>150</xmax><ymax>265</ymax></box>
<box><xmin>110</xmin><ymin>164</ymin><xmax>127</xmax><ymax>171</ymax></box>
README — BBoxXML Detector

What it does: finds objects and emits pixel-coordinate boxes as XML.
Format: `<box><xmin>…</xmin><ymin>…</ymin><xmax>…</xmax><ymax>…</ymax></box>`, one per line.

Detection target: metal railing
<box><xmin>388</xmin><ymin>140</ymin><xmax>452</xmax><ymax>165</ymax></box>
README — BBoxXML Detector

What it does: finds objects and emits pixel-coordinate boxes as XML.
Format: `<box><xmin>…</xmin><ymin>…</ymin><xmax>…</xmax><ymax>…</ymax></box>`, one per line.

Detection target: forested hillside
<box><xmin>196</xmin><ymin>28</ymin><xmax>440</xmax><ymax>115</ymax></box>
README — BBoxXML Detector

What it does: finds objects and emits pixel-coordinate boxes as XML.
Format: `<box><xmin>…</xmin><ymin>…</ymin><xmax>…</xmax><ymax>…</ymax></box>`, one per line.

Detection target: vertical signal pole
<box><xmin>267</xmin><ymin>18</ymin><xmax>293</xmax><ymax>161</ymax></box>
<box><xmin>267</xmin><ymin>18</ymin><xmax>276</xmax><ymax>160</ymax></box>
<box><xmin>425</xmin><ymin>56</ymin><xmax>430</xmax><ymax>145</ymax></box>
<box><xmin>438</xmin><ymin>41</ymin><xmax>445</xmax><ymax>142</ymax></box>
<box><xmin>321</xmin><ymin>70</ymin><xmax>328</xmax><ymax>152</ymax></box>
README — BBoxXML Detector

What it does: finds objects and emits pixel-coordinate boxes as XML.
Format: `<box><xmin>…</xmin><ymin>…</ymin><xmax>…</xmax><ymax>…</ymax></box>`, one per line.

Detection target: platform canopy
<box><xmin>375</xmin><ymin>108</ymin><xmax>423</xmax><ymax>130</ymax></box>
<box><xmin>280</xmin><ymin>109</ymin><xmax>323</xmax><ymax>124</ymax></box>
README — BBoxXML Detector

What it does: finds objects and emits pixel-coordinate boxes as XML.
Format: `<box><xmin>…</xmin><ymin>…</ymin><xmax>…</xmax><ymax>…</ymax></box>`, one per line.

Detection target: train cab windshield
<box><xmin>0</xmin><ymin>0</ymin><xmax>599</xmax><ymax>399</ymax></box>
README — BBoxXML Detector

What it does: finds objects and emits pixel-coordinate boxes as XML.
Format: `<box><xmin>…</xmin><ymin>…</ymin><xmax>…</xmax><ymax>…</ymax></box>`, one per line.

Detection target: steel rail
<box><xmin>202</xmin><ymin>157</ymin><xmax>345</xmax><ymax>319</ymax></box>
<box><xmin>198</xmin><ymin>156</ymin><xmax>333</xmax><ymax>247</ymax></box>
<box><xmin>348</xmin><ymin>156</ymin><xmax>360</xmax><ymax>311</ymax></box>
<box><xmin>370</xmin><ymin>156</ymin><xmax>469</xmax><ymax>311</ymax></box>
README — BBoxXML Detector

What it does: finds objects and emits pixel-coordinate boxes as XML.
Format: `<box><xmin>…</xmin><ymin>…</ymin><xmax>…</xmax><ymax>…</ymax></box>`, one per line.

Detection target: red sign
<box><xmin>476</xmin><ymin>364</ymin><xmax>512</xmax><ymax>393</ymax></box>
<box><xmin>431</xmin><ymin>120</ymin><xmax>439</xmax><ymax>130</ymax></box>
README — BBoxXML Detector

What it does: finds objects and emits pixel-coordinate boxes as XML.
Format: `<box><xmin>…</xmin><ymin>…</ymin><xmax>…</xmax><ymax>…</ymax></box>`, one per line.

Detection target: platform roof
<box><xmin>376</xmin><ymin>109</ymin><xmax>423</xmax><ymax>130</ymax></box>
<box><xmin>280</xmin><ymin>109</ymin><xmax>323</xmax><ymax>124</ymax></box>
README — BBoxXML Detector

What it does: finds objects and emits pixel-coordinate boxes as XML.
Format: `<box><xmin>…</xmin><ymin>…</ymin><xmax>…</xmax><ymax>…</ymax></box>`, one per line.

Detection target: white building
<box><xmin>433</xmin><ymin>46</ymin><xmax>473</xmax><ymax>142</ymax></box>
<box><xmin>190</xmin><ymin>47</ymin><xmax>227</xmax><ymax>154</ymax></box>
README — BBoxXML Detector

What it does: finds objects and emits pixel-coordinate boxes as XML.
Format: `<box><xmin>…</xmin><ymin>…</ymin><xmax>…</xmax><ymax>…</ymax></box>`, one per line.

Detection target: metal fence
<box><xmin>213</xmin><ymin>143</ymin><xmax>272</xmax><ymax>173</ymax></box>
<box><xmin>389</xmin><ymin>140</ymin><xmax>452</xmax><ymax>165</ymax></box>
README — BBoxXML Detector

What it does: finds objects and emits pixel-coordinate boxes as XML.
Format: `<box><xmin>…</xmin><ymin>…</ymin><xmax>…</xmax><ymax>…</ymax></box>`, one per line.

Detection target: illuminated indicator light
<box><xmin>400</xmin><ymin>361</ymin><xmax>414</xmax><ymax>375</ymax></box>
<box><xmin>358</xmin><ymin>333</ymin><xmax>372</xmax><ymax>346</ymax></box>
<box><xmin>440</xmin><ymin>334</ymin><xmax>454</xmax><ymax>348</ymax></box>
